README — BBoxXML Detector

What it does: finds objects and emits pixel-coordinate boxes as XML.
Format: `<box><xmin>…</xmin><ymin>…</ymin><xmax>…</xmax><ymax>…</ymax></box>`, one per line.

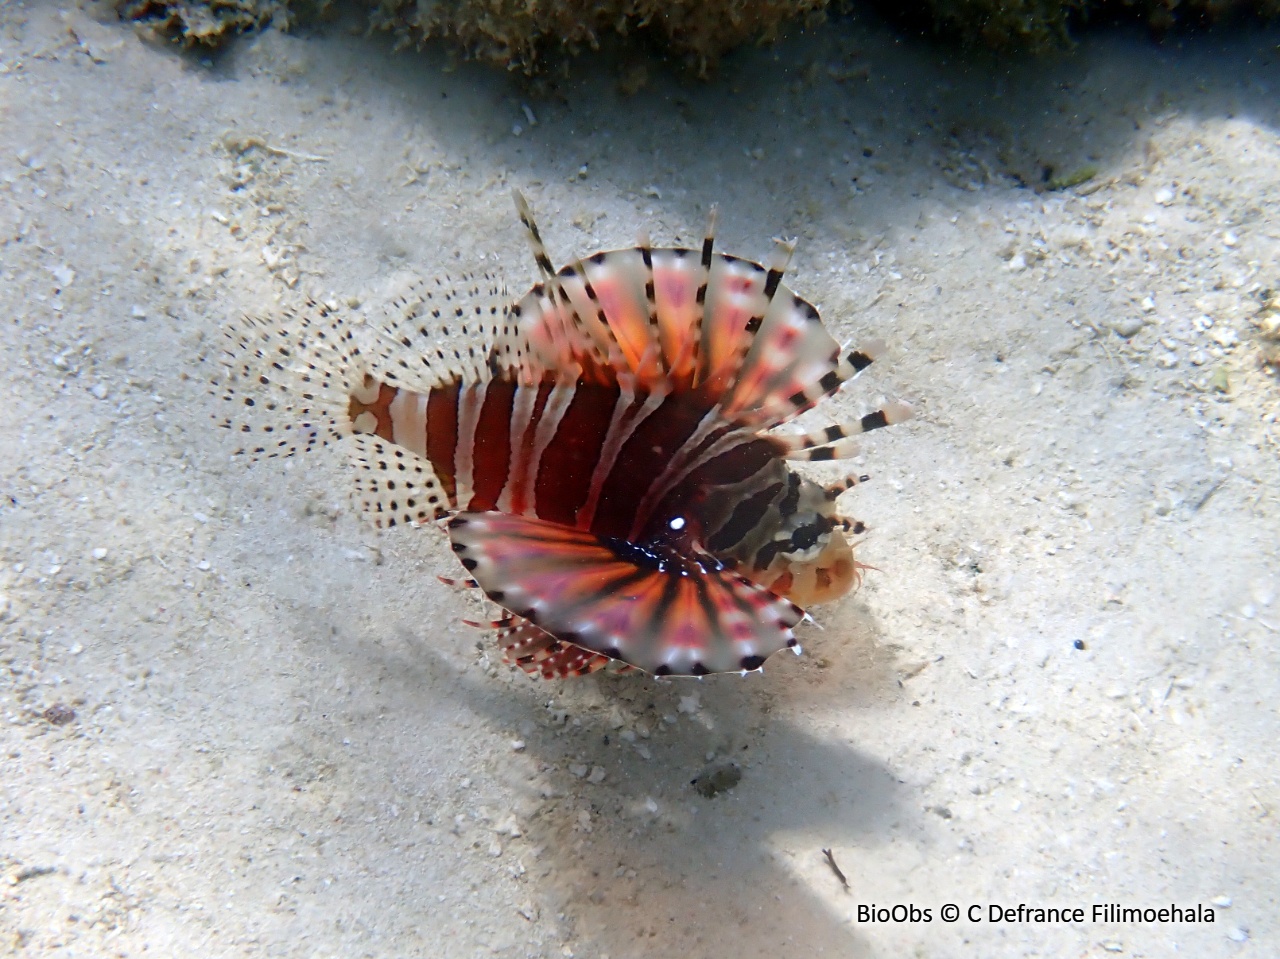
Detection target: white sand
<box><xmin>2</xmin><ymin>4</ymin><xmax>1277</xmax><ymax>955</ymax></box>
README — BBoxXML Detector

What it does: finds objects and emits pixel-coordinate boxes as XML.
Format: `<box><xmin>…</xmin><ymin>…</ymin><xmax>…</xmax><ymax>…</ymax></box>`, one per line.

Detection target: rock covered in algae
<box><xmin>115</xmin><ymin>0</ymin><xmax>1280</xmax><ymax>69</ymax></box>
<box><xmin>115</xmin><ymin>0</ymin><xmax>293</xmax><ymax>47</ymax></box>
<box><xmin>115</xmin><ymin>0</ymin><xmax>827</xmax><ymax>70</ymax></box>
<box><xmin>370</xmin><ymin>0</ymin><xmax>828</xmax><ymax>75</ymax></box>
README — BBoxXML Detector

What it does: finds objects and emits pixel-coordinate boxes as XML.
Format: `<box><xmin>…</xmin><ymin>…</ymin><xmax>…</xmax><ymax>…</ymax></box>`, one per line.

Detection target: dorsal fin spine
<box><xmin>636</xmin><ymin>233</ymin><xmax>667</xmax><ymax>378</ymax></box>
<box><xmin>568</xmin><ymin>255</ymin><xmax>631</xmax><ymax>375</ymax></box>
<box><xmin>689</xmin><ymin>205</ymin><xmax>718</xmax><ymax>388</ymax></box>
<box><xmin>514</xmin><ymin>192</ymin><xmax>584</xmax><ymax>361</ymax></box>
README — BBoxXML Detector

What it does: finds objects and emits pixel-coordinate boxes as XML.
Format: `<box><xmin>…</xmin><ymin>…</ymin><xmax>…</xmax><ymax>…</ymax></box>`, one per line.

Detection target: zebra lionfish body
<box><xmin>213</xmin><ymin>193</ymin><xmax>910</xmax><ymax>679</ymax></box>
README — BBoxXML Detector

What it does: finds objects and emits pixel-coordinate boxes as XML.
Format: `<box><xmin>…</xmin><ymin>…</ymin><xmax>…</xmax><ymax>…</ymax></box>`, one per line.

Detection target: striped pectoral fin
<box><xmin>777</xmin><ymin>400</ymin><xmax>914</xmax><ymax>461</ymax></box>
<box><xmin>733</xmin><ymin>334</ymin><xmax>890</xmax><ymax>429</ymax></box>
<box><xmin>696</xmin><ymin>263</ymin><xmax>862</xmax><ymax>428</ymax></box>
<box><xmin>824</xmin><ymin>475</ymin><xmax>872</xmax><ymax>501</ymax></box>
<box><xmin>447</xmin><ymin>511</ymin><xmax>805</xmax><ymax>677</ymax></box>
<box><xmin>349</xmin><ymin>433</ymin><xmax>453</xmax><ymax>529</ymax></box>
<box><xmin>698</xmin><ymin>255</ymin><xmax>767</xmax><ymax>387</ymax></box>
<box><xmin>705</xmin><ymin>237</ymin><xmax>795</xmax><ymax>392</ymax></box>
<box><xmin>760</xmin><ymin>338</ymin><xmax>888</xmax><ymax>421</ymax></box>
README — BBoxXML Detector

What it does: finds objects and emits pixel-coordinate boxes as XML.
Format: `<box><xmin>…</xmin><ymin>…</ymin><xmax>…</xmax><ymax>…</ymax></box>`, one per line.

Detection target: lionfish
<box><xmin>212</xmin><ymin>193</ymin><xmax>910</xmax><ymax>679</ymax></box>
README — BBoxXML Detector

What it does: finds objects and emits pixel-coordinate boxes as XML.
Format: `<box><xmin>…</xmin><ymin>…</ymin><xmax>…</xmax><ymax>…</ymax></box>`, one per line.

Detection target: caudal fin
<box><xmin>206</xmin><ymin>299</ymin><xmax>365</xmax><ymax>460</ymax></box>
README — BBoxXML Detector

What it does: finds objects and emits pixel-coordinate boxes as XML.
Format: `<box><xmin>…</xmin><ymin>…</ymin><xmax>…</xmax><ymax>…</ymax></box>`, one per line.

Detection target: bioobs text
<box><xmin>857</xmin><ymin>904</ymin><xmax>932</xmax><ymax>923</ymax></box>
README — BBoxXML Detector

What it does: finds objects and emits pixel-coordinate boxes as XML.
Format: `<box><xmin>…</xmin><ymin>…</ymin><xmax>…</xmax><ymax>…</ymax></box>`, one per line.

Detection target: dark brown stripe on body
<box><xmin>649</xmin><ymin>436</ymin><xmax>778</xmax><ymax>538</ymax></box>
<box><xmin>426</xmin><ymin>379</ymin><xmax>461</xmax><ymax>503</ymax></box>
<box><xmin>533</xmin><ymin>381</ymin><xmax>619</xmax><ymax>526</ymax></box>
<box><xmin>466</xmin><ymin>380</ymin><xmax>517</xmax><ymax>510</ymax></box>
<box><xmin>591</xmin><ymin>392</ymin><xmax>714</xmax><ymax>540</ymax></box>
<box><xmin>506</xmin><ymin>381</ymin><xmax>554</xmax><ymax>516</ymax></box>
<box><xmin>706</xmin><ymin>482</ymin><xmax>783</xmax><ymax>552</ymax></box>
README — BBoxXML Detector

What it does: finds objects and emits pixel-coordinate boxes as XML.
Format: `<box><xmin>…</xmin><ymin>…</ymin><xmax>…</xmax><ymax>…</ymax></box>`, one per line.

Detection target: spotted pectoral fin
<box><xmin>447</xmin><ymin>511</ymin><xmax>805</xmax><ymax>677</ymax></box>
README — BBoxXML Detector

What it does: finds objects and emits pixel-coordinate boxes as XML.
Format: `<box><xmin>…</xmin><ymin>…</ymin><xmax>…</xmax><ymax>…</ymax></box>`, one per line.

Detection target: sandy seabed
<box><xmin>2</xmin><ymin>3</ymin><xmax>1278</xmax><ymax>956</ymax></box>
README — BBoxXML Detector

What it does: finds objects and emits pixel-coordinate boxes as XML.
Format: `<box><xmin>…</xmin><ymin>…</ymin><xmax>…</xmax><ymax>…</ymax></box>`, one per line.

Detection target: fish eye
<box><xmin>668</xmin><ymin>516</ymin><xmax>686</xmax><ymax>531</ymax></box>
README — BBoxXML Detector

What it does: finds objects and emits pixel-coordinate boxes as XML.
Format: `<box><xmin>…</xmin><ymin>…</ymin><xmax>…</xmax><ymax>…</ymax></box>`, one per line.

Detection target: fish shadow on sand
<box><xmin>357</xmin><ymin>593</ymin><xmax>916</xmax><ymax>959</ymax></box>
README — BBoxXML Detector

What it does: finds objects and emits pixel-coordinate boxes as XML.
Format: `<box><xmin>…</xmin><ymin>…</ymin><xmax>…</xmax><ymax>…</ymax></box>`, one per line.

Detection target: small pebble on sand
<box><xmin>1112</xmin><ymin>316</ymin><xmax>1145</xmax><ymax>338</ymax></box>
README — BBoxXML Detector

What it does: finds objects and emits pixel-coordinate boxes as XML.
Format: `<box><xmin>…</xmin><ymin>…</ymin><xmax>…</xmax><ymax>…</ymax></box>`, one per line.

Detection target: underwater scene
<box><xmin>2</xmin><ymin>1</ymin><xmax>1278</xmax><ymax>955</ymax></box>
